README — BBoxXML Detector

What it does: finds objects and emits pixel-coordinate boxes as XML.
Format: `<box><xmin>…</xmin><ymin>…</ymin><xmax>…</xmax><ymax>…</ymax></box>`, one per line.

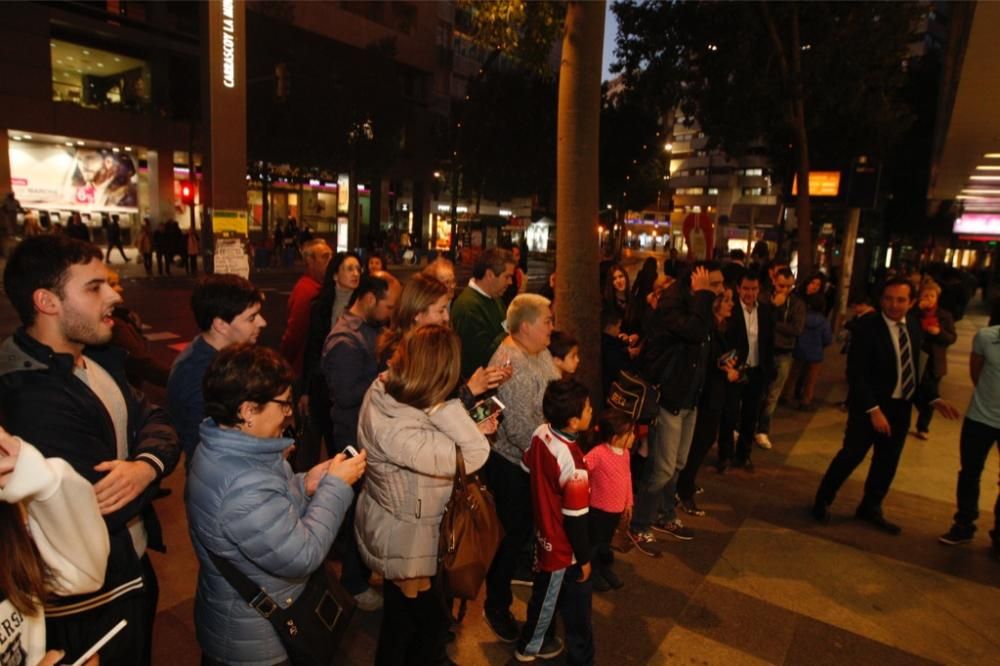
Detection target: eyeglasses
<box><xmin>269</xmin><ymin>398</ymin><xmax>294</xmax><ymax>414</ymax></box>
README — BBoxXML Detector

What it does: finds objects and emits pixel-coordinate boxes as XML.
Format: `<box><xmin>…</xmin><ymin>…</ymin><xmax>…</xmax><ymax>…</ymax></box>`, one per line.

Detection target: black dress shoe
<box><xmin>855</xmin><ymin>509</ymin><xmax>901</xmax><ymax>535</ymax></box>
<box><xmin>811</xmin><ymin>502</ymin><xmax>831</xmax><ymax>524</ymax></box>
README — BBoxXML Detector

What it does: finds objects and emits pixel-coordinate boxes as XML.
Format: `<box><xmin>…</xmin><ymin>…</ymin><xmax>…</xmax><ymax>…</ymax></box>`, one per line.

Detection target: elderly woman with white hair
<box><xmin>481</xmin><ymin>293</ymin><xmax>562</xmax><ymax>644</ymax></box>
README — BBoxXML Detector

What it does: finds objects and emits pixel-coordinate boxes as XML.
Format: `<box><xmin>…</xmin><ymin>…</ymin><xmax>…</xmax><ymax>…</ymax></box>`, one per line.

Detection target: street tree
<box><xmin>457</xmin><ymin>0</ymin><xmax>606</xmax><ymax>401</ymax></box>
<box><xmin>613</xmin><ymin>1</ymin><xmax>920</xmax><ymax>276</ymax></box>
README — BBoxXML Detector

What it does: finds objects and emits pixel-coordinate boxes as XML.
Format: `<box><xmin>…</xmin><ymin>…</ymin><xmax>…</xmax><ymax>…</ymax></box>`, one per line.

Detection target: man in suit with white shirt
<box><xmin>813</xmin><ymin>278</ymin><xmax>960</xmax><ymax>534</ymax></box>
<box><xmin>718</xmin><ymin>271</ymin><xmax>775</xmax><ymax>472</ymax></box>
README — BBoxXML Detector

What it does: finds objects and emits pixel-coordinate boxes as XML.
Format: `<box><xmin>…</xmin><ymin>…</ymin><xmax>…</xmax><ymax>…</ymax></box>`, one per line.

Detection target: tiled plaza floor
<box><xmin>151</xmin><ymin>307</ymin><xmax>1000</xmax><ymax>665</ymax></box>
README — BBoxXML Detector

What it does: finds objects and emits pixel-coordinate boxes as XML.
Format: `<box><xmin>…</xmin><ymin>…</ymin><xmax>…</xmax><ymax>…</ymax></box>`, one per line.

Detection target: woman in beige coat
<box><xmin>356</xmin><ymin>325</ymin><xmax>495</xmax><ymax>665</ymax></box>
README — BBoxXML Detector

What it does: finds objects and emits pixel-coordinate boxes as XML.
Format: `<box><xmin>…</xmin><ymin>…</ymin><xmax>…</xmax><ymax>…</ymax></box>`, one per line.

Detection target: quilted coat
<box><xmin>186</xmin><ymin>420</ymin><xmax>354</xmax><ymax>665</ymax></box>
<box><xmin>355</xmin><ymin>379</ymin><xmax>489</xmax><ymax>581</ymax></box>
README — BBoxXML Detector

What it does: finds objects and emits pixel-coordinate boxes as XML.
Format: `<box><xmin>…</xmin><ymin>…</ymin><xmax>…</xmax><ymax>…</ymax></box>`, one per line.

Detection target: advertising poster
<box><xmin>9</xmin><ymin>141</ymin><xmax>138</xmax><ymax>211</ymax></box>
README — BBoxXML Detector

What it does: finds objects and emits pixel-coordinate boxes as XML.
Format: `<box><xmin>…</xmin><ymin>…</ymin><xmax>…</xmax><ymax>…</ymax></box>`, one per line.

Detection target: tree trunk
<box><xmin>789</xmin><ymin>5</ymin><xmax>813</xmax><ymax>277</ymax></box>
<box><xmin>555</xmin><ymin>1</ymin><xmax>605</xmax><ymax>403</ymax></box>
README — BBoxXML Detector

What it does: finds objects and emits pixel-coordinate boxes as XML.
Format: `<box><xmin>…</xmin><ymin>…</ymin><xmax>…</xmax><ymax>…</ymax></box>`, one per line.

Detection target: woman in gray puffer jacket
<box><xmin>356</xmin><ymin>325</ymin><xmax>494</xmax><ymax>665</ymax></box>
<box><xmin>187</xmin><ymin>345</ymin><xmax>366</xmax><ymax>666</ymax></box>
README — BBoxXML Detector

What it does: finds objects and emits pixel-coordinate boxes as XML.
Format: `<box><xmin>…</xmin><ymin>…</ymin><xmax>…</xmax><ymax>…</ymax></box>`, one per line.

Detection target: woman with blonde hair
<box><xmin>376</xmin><ymin>272</ymin><xmax>452</xmax><ymax>367</ymax></box>
<box><xmin>377</xmin><ymin>272</ymin><xmax>510</xmax><ymax>400</ymax></box>
<box><xmin>356</xmin><ymin>325</ymin><xmax>495</xmax><ymax>665</ymax></box>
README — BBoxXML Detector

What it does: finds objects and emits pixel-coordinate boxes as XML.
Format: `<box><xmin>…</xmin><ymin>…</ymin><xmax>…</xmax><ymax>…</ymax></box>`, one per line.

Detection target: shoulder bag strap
<box><xmin>454</xmin><ymin>445</ymin><xmax>469</xmax><ymax>491</ymax></box>
<box><xmin>196</xmin><ymin>534</ymin><xmax>283</xmax><ymax>620</ymax></box>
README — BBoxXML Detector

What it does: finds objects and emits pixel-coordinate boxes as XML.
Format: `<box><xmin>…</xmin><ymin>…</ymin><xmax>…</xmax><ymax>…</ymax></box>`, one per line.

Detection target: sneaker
<box><xmin>651</xmin><ymin>518</ymin><xmax>695</xmax><ymax>541</ymax></box>
<box><xmin>938</xmin><ymin>525</ymin><xmax>974</xmax><ymax>546</ymax></box>
<box><xmin>695</xmin><ymin>485</ymin><xmax>705</xmax><ymax>496</ymax></box>
<box><xmin>515</xmin><ymin>635</ymin><xmax>564</xmax><ymax>662</ymax></box>
<box><xmin>755</xmin><ymin>433</ymin><xmax>773</xmax><ymax>450</ymax></box>
<box><xmin>679</xmin><ymin>498</ymin><xmax>706</xmax><ymax>517</ymax></box>
<box><xmin>913</xmin><ymin>430</ymin><xmax>929</xmax><ymax>441</ymax></box>
<box><xmin>627</xmin><ymin>529</ymin><xmax>663</xmax><ymax>558</ymax></box>
<box><xmin>483</xmin><ymin>608</ymin><xmax>520</xmax><ymax>643</ymax></box>
<box><xmin>353</xmin><ymin>587</ymin><xmax>383</xmax><ymax>611</ymax></box>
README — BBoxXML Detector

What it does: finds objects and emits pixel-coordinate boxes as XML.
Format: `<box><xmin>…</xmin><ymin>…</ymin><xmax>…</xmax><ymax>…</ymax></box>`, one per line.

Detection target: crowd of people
<box><xmin>0</xmin><ymin>232</ymin><xmax>997</xmax><ymax>666</ymax></box>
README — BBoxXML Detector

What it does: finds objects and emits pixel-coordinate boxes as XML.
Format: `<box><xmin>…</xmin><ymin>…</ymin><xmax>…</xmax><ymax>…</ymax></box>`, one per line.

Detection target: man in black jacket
<box><xmin>718</xmin><ymin>271</ymin><xmax>776</xmax><ymax>472</ymax></box>
<box><xmin>629</xmin><ymin>262</ymin><xmax>723</xmax><ymax>548</ymax></box>
<box><xmin>813</xmin><ymin>279</ymin><xmax>959</xmax><ymax>534</ymax></box>
<box><xmin>0</xmin><ymin>235</ymin><xmax>180</xmax><ymax>665</ymax></box>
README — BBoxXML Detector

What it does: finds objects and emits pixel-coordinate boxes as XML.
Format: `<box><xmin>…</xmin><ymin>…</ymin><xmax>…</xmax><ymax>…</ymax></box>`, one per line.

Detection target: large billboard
<box><xmin>953</xmin><ymin>213</ymin><xmax>1000</xmax><ymax>237</ymax></box>
<box><xmin>9</xmin><ymin>141</ymin><xmax>138</xmax><ymax>211</ymax></box>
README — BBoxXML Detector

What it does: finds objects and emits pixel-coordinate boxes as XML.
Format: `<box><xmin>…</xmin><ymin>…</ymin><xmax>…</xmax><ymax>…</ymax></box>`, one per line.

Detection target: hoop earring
<box><xmin>246</xmin><ymin>420</ymin><xmax>253</xmax><ymax>429</ymax></box>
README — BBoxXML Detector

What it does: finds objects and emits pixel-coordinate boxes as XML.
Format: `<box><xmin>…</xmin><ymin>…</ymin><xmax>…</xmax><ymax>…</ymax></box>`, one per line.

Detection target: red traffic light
<box><xmin>180</xmin><ymin>180</ymin><xmax>197</xmax><ymax>205</ymax></box>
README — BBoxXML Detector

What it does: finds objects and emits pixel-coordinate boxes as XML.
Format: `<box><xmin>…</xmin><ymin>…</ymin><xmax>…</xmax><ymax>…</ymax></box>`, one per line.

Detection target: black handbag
<box><xmin>201</xmin><ymin>544</ymin><xmax>355</xmax><ymax>666</ymax></box>
<box><xmin>606</xmin><ymin>370</ymin><xmax>660</xmax><ymax>424</ymax></box>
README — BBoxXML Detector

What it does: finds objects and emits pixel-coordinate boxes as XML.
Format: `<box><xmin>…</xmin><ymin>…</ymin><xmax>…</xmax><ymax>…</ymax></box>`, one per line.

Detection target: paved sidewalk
<box><xmin>144</xmin><ymin>304</ymin><xmax>1000</xmax><ymax>665</ymax></box>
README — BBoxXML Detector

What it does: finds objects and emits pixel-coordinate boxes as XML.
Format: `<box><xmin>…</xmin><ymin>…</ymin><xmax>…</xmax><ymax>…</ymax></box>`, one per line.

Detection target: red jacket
<box><xmin>280</xmin><ymin>274</ymin><xmax>322</xmax><ymax>375</ymax></box>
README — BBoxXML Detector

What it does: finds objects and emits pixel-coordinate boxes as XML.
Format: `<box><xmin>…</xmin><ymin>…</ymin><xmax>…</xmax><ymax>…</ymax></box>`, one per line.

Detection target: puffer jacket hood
<box><xmin>187</xmin><ymin>420</ymin><xmax>353</xmax><ymax>665</ymax></box>
<box><xmin>355</xmin><ymin>379</ymin><xmax>489</xmax><ymax>581</ymax></box>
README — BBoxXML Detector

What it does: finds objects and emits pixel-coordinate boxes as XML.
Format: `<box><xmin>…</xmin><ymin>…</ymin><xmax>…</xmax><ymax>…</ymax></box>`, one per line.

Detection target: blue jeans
<box><xmin>631</xmin><ymin>406</ymin><xmax>698</xmax><ymax>530</ymax></box>
<box><xmin>758</xmin><ymin>353</ymin><xmax>793</xmax><ymax>435</ymax></box>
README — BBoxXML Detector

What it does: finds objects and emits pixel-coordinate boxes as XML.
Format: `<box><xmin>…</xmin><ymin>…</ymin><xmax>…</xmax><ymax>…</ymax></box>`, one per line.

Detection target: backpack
<box><xmin>606</xmin><ymin>370</ymin><xmax>660</xmax><ymax>424</ymax></box>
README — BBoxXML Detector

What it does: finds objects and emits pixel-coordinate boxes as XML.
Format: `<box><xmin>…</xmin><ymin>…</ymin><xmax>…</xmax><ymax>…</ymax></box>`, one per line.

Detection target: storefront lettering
<box><xmin>221</xmin><ymin>0</ymin><xmax>236</xmax><ymax>89</ymax></box>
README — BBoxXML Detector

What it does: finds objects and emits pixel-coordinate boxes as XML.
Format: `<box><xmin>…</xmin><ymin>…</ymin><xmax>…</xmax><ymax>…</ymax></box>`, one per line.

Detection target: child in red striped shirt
<box><xmin>584</xmin><ymin>409</ymin><xmax>635</xmax><ymax>591</ymax></box>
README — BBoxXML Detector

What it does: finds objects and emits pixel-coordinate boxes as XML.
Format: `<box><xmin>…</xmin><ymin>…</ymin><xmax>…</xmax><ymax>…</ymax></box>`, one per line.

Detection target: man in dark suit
<box><xmin>718</xmin><ymin>271</ymin><xmax>775</xmax><ymax>472</ymax></box>
<box><xmin>813</xmin><ymin>278</ymin><xmax>960</xmax><ymax>533</ymax></box>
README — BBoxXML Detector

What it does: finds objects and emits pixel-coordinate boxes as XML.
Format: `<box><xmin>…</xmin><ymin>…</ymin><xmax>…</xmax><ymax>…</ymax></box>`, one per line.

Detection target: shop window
<box><xmin>51</xmin><ymin>39</ymin><xmax>151</xmax><ymax>112</ymax></box>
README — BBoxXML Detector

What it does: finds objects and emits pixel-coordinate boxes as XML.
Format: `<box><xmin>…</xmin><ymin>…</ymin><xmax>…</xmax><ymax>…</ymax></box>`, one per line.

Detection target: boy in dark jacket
<box><xmin>0</xmin><ymin>235</ymin><xmax>180</xmax><ymax>665</ymax></box>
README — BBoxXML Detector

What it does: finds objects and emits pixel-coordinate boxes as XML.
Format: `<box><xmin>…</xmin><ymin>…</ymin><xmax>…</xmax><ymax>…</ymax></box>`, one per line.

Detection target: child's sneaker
<box><xmin>515</xmin><ymin>635</ymin><xmax>564</xmax><ymax>662</ymax></box>
<box><xmin>652</xmin><ymin>517</ymin><xmax>695</xmax><ymax>541</ymax></box>
<box><xmin>627</xmin><ymin>529</ymin><xmax>662</xmax><ymax>557</ymax></box>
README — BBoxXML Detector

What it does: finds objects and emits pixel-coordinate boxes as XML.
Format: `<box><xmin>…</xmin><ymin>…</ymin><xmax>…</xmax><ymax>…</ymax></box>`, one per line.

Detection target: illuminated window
<box><xmin>50</xmin><ymin>39</ymin><xmax>150</xmax><ymax>111</ymax></box>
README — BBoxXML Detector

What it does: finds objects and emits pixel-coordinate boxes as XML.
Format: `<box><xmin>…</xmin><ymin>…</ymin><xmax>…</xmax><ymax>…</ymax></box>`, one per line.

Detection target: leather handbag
<box><xmin>438</xmin><ymin>446</ymin><xmax>503</xmax><ymax>600</ymax></box>
<box><xmin>202</xmin><ymin>544</ymin><xmax>355</xmax><ymax>666</ymax></box>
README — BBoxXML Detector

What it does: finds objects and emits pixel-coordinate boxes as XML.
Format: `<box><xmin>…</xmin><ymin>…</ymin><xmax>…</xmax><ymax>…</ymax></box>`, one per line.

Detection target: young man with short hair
<box><xmin>167</xmin><ymin>274</ymin><xmax>266</xmax><ymax>462</ymax></box>
<box><xmin>0</xmin><ymin>235</ymin><xmax>180</xmax><ymax>664</ymax></box>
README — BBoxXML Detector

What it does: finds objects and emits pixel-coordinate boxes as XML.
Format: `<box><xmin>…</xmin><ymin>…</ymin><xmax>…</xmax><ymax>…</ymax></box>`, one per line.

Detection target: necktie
<box><xmin>898</xmin><ymin>322</ymin><xmax>915</xmax><ymax>400</ymax></box>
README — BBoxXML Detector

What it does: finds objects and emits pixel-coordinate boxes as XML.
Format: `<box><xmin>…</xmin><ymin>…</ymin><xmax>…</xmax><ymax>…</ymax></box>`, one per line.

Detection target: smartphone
<box><xmin>717</xmin><ymin>349</ymin><xmax>738</xmax><ymax>367</ymax></box>
<box><xmin>343</xmin><ymin>445</ymin><xmax>360</xmax><ymax>458</ymax></box>
<box><xmin>469</xmin><ymin>396</ymin><xmax>505</xmax><ymax>424</ymax></box>
<box><xmin>70</xmin><ymin>619</ymin><xmax>127</xmax><ymax>666</ymax></box>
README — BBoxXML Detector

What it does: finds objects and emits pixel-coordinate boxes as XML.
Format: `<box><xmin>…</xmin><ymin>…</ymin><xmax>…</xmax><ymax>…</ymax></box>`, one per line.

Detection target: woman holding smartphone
<box><xmin>677</xmin><ymin>285</ymin><xmax>741</xmax><ymax>512</ymax></box>
<box><xmin>355</xmin><ymin>325</ymin><xmax>494</xmax><ymax>665</ymax></box>
<box><xmin>186</xmin><ymin>345</ymin><xmax>366</xmax><ymax>666</ymax></box>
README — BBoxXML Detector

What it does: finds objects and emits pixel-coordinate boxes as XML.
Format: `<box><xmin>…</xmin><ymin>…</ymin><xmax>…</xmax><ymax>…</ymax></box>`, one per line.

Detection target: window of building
<box><xmin>743</xmin><ymin>168</ymin><xmax>763</xmax><ymax>176</ymax></box>
<box><xmin>707</xmin><ymin>188</ymin><xmax>719</xmax><ymax>195</ymax></box>
<box><xmin>50</xmin><ymin>39</ymin><xmax>150</xmax><ymax>111</ymax></box>
<box><xmin>742</xmin><ymin>187</ymin><xmax>764</xmax><ymax>196</ymax></box>
<box><xmin>695</xmin><ymin>150</ymin><xmax>707</xmax><ymax>157</ymax></box>
<box><xmin>676</xmin><ymin>187</ymin><xmax>705</xmax><ymax>195</ymax></box>
<box><xmin>693</xmin><ymin>168</ymin><xmax>707</xmax><ymax>176</ymax></box>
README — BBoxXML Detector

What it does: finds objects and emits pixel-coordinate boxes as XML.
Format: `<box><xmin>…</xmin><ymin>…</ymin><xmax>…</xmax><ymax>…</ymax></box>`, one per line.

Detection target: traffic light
<box><xmin>180</xmin><ymin>181</ymin><xmax>196</xmax><ymax>205</ymax></box>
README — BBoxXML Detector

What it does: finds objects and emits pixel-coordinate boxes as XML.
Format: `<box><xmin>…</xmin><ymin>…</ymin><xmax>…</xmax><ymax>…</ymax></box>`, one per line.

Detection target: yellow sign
<box><xmin>213</xmin><ymin>209</ymin><xmax>248</xmax><ymax>235</ymax></box>
<box><xmin>792</xmin><ymin>171</ymin><xmax>841</xmax><ymax>197</ymax></box>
